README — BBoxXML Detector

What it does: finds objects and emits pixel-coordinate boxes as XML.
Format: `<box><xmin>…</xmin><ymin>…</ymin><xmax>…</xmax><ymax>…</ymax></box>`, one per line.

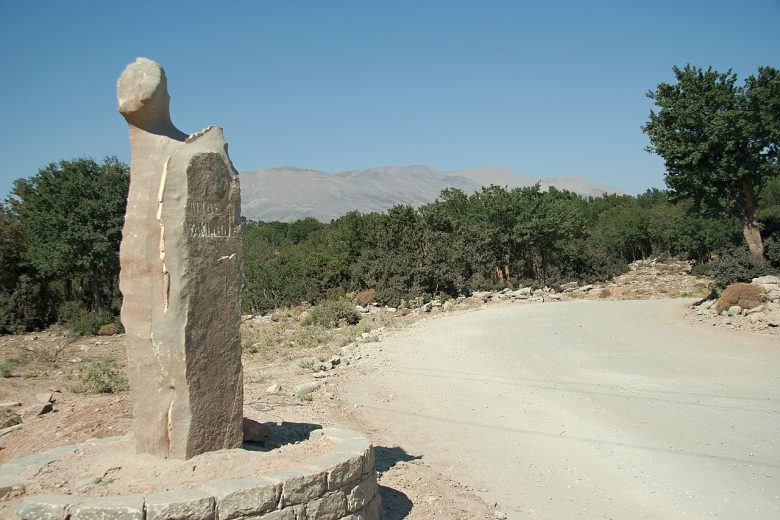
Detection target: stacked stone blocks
<box><xmin>5</xmin><ymin>428</ymin><xmax>379</xmax><ymax>520</ymax></box>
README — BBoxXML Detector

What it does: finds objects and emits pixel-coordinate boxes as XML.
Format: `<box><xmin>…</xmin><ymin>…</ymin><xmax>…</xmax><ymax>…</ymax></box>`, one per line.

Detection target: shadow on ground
<box><xmin>243</xmin><ymin>421</ymin><xmax>322</xmax><ymax>451</ymax></box>
<box><xmin>380</xmin><ymin>485</ymin><xmax>414</xmax><ymax>520</ymax></box>
<box><xmin>375</xmin><ymin>445</ymin><xmax>422</xmax><ymax>471</ymax></box>
<box><xmin>375</xmin><ymin>445</ymin><xmax>420</xmax><ymax>519</ymax></box>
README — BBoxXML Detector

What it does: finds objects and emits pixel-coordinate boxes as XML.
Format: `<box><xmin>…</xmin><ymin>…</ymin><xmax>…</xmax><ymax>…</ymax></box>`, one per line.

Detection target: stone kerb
<box><xmin>6</xmin><ymin>428</ymin><xmax>380</xmax><ymax>520</ymax></box>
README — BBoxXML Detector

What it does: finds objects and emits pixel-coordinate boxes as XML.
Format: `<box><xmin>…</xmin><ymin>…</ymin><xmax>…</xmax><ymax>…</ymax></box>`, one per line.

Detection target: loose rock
<box><xmin>294</xmin><ymin>382</ymin><xmax>321</xmax><ymax>397</ymax></box>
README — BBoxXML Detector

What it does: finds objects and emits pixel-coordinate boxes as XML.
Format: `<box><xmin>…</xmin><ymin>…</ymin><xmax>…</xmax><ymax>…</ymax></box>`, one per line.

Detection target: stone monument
<box><xmin>116</xmin><ymin>57</ymin><xmax>243</xmax><ymax>459</ymax></box>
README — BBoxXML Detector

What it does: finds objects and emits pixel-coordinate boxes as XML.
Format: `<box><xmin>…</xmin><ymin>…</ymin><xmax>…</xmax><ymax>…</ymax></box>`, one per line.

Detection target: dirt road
<box><xmin>340</xmin><ymin>299</ymin><xmax>780</xmax><ymax>519</ymax></box>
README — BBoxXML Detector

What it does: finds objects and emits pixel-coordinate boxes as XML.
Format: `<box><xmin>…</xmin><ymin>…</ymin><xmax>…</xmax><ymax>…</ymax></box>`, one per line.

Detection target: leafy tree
<box><xmin>6</xmin><ymin>157</ymin><xmax>129</xmax><ymax>314</ymax></box>
<box><xmin>643</xmin><ymin>65</ymin><xmax>780</xmax><ymax>261</ymax></box>
<box><xmin>512</xmin><ymin>186</ymin><xmax>585</xmax><ymax>285</ymax></box>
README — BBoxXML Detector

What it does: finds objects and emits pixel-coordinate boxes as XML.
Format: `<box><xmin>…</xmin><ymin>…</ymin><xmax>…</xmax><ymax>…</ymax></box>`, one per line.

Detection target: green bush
<box><xmin>72</xmin><ymin>356</ymin><xmax>128</xmax><ymax>394</ymax></box>
<box><xmin>0</xmin><ymin>277</ymin><xmax>51</xmax><ymax>334</ymax></box>
<box><xmin>0</xmin><ymin>358</ymin><xmax>19</xmax><ymax>378</ymax></box>
<box><xmin>302</xmin><ymin>300</ymin><xmax>361</xmax><ymax>328</ymax></box>
<box><xmin>0</xmin><ymin>292</ymin><xmax>14</xmax><ymax>334</ymax></box>
<box><xmin>58</xmin><ymin>301</ymin><xmax>115</xmax><ymax>336</ymax></box>
<box><xmin>765</xmin><ymin>235</ymin><xmax>780</xmax><ymax>268</ymax></box>
<box><xmin>710</xmin><ymin>248</ymin><xmax>771</xmax><ymax>289</ymax></box>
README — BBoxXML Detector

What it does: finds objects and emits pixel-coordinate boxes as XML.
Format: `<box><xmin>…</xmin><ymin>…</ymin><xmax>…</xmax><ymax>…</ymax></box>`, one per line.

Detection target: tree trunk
<box><xmin>503</xmin><ymin>254</ymin><xmax>512</xmax><ymax>289</ymax></box>
<box><xmin>91</xmin><ymin>277</ymin><xmax>102</xmax><ymax>312</ymax></box>
<box><xmin>742</xmin><ymin>178</ymin><xmax>764</xmax><ymax>262</ymax></box>
<box><xmin>741</xmin><ymin>218</ymin><xmax>764</xmax><ymax>261</ymax></box>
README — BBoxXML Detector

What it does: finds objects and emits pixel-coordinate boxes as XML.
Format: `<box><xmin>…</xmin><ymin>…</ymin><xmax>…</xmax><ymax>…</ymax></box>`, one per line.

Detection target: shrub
<box><xmin>72</xmin><ymin>356</ymin><xmax>129</xmax><ymax>394</ymax></box>
<box><xmin>293</xmin><ymin>325</ymin><xmax>328</xmax><ymax>348</ymax></box>
<box><xmin>766</xmin><ymin>235</ymin><xmax>780</xmax><ymax>268</ymax></box>
<box><xmin>715</xmin><ymin>283</ymin><xmax>766</xmax><ymax>313</ymax></box>
<box><xmin>355</xmin><ymin>289</ymin><xmax>376</xmax><ymax>306</ymax></box>
<box><xmin>710</xmin><ymin>248</ymin><xmax>770</xmax><ymax>289</ymax></box>
<box><xmin>302</xmin><ymin>300</ymin><xmax>361</xmax><ymax>328</ymax></box>
<box><xmin>0</xmin><ymin>358</ymin><xmax>19</xmax><ymax>378</ymax></box>
<box><xmin>97</xmin><ymin>323</ymin><xmax>119</xmax><ymax>336</ymax></box>
<box><xmin>599</xmin><ymin>288</ymin><xmax>612</xmax><ymax>299</ymax></box>
<box><xmin>58</xmin><ymin>301</ymin><xmax>115</xmax><ymax>336</ymax></box>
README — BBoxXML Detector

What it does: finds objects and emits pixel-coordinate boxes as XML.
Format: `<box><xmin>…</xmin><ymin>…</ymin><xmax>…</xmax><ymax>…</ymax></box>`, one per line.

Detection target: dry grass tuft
<box><xmin>715</xmin><ymin>283</ymin><xmax>765</xmax><ymax>313</ymax></box>
<box><xmin>355</xmin><ymin>289</ymin><xmax>376</xmax><ymax>306</ymax></box>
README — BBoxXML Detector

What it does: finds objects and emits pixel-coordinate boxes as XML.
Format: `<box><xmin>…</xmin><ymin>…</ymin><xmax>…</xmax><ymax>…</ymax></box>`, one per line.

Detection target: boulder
<box><xmin>294</xmin><ymin>381</ymin><xmax>321</xmax><ymax>397</ymax></box>
<box><xmin>36</xmin><ymin>393</ymin><xmax>54</xmax><ymax>404</ymax></box>
<box><xmin>21</xmin><ymin>402</ymin><xmax>53</xmax><ymax>420</ymax></box>
<box><xmin>560</xmin><ymin>282</ymin><xmax>578</xmax><ymax>292</ymax></box>
<box><xmin>752</xmin><ymin>275</ymin><xmax>780</xmax><ymax>285</ymax></box>
<box><xmin>767</xmin><ymin>312</ymin><xmax>780</xmax><ymax>327</ymax></box>
<box><xmin>0</xmin><ymin>409</ymin><xmax>21</xmax><ymax>429</ymax></box>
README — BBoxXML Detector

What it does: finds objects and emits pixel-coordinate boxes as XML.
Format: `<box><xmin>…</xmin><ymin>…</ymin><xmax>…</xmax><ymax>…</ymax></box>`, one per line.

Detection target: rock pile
<box><xmin>0</xmin><ymin>394</ymin><xmax>57</xmax><ymax>440</ymax></box>
<box><xmin>691</xmin><ymin>275</ymin><xmax>780</xmax><ymax>330</ymax></box>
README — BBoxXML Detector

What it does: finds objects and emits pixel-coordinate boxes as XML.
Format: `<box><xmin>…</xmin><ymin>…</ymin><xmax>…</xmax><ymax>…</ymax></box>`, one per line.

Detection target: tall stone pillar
<box><xmin>116</xmin><ymin>57</ymin><xmax>243</xmax><ymax>459</ymax></box>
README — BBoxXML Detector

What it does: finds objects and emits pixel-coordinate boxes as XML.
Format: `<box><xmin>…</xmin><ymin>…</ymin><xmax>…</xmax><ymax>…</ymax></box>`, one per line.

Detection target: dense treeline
<box><xmin>241</xmin><ymin>182</ymin><xmax>780</xmax><ymax>314</ymax></box>
<box><xmin>1</xmin><ymin>158</ymin><xmax>129</xmax><ymax>333</ymax></box>
<box><xmin>2</xmin><ymin>158</ymin><xmax>779</xmax><ymax>332</ymax></box>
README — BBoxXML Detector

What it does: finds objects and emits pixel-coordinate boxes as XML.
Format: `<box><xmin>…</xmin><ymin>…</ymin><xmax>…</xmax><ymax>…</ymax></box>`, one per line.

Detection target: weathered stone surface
<box><xmin>346</xmin><ymin>474</ymin><xmax>377</xmax><ymax>513</ymax></box>
<box><xmin>69</xmin><ymin>495</ymin><xmax>144</xmax><ymax>520</ymax></box>
<box><xmin>257</xmin><ymin>508</ymin><xmax>296</xmax><ymax>520</ymax></box>
<box><xmin>340</xmin><ymin>495</ymin><xmax>381</xmax><ymax>520</ymax></box>
<box><xmin>304</xmin><ymin>489</ymin><xmax>346</xmax><ymax>520</ymax></box>
<box><xmin>145</xmin><ymin>489</ymin><xmax>216</xmax><ymax>520</ymax></box>
<box><xmin>15</xmin><ymin>494</ymin><xmax>72</xmax><ymax>520</ymax></box>
<box><xmin>320</xmin><ymin>428</ymin><xmax>365</xmax><ymax>441</ymax></box>
<box><xmin>36</xmin><ymin>393</ymin><xmax>54</xmax><ymax>403</ymax></box>
<box><xmin>21</xmin><ymin>402</ymin><xmax>53</xmax><ymax>420</ymax></box>
<box><xmin>269</xmin><ymin>466</ymin><xmax>327</xmax><ymax>507</ymax></box>
<box><xmin>117</xmin><ymin>57</ymin><xmax>243</xmax><ymax>459</ymax></box>
<box><xmin>366</xmin><ymin>496</ymin><xmax>382</xmax><ymax>520</ymax></box>
<box><xmin>0</xmin><ymin>408</ymin><xmax>21</xmax><ymax>429</ymax></box>
<box><xmin>204</xmin><ymin>477</ymin><xmax>280</xmax><ymax>519</ymax></box>
<box><xmin>0</xmin><ymin>464</ymin><xmax>23</xmax><ymax>479</ymax></box>
<box><xmin>0</xmin><ymin>477</ymin><xmax>24</xmax><ymax>499</ymax></box>
<box><xmin>243</xmin><ymin>418</ymin><xmax>271</xmax><ymax>442</ymax></box>
<box><xmin>310</xmin><ymin>451</ymin><xmax>363</xmax><ymax>490</ymax></box>
<box><xmin>6</xmin><ymin>452</ymin><xmax>59</xmax><ymax>467</ymax></box>
<box><xmin>727</xmin><ymin>305</ymin><xmax>742</xmax><ymax>316</ymax></box>
<box><xmin>293</xmin><ymin>381</ymin><xmax>320</xmax><ymax>397</ymax></box>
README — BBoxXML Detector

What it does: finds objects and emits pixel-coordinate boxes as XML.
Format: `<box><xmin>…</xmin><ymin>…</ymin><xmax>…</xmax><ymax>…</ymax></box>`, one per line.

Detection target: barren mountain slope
<box><xmin>240</xmin><ymin>165</ymin><xmax>624</xmax><ymax>222</ymax></box>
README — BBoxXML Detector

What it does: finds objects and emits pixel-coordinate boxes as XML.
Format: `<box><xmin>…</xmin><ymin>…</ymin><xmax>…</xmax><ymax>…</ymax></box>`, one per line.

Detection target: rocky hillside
<box><xmin>240</xmin><ymin>165</ymin><xmax>624</xmax><ymax>222</ymax></box>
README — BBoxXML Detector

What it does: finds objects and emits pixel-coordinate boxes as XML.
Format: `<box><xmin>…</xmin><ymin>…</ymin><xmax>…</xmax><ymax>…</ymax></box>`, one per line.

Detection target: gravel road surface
<box><xmin>342</xmin><ymin>299</ymin><xmax>780</xmax><ymax>519</ymax></box>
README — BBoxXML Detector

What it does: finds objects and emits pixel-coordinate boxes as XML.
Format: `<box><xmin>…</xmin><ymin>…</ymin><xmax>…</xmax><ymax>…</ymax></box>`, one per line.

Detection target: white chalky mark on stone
<box><xmin>157</xmin><ymin>158</ymin><xmax>170</xmax><ymax>313</ymax></box>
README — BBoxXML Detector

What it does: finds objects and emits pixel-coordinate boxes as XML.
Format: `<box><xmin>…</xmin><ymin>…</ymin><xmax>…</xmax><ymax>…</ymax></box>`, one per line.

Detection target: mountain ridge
<box><xmin>239</xmin><ymin>165</ymin><xmax>624</xmax><ymax>222</ymax></box>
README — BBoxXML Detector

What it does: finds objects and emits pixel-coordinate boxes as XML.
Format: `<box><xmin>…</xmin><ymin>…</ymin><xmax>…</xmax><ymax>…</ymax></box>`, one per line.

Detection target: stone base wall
<box><xmin>3</xmin><ymin>428</ymin><xmax>380</xmax><ymax>520</ymax></box>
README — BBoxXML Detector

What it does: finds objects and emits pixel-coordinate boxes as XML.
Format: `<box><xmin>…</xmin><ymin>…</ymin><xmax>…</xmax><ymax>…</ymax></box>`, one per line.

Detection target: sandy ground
<box><xmin>0</xmin><ymin>329</ymin><xmax>498</xmax><ymax>519</ymax></box>
<box><xmin>338</xmin><ymin>299</ymin><xmax>780</xmax><ymax>519</ymax></box>
<box><xmin>0</xmin><ymin>264</ymin><xmax>776</xmax><ymax>519</ymax></box>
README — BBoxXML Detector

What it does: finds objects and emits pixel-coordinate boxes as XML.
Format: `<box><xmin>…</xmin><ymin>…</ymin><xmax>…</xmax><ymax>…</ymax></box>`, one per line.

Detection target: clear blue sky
<box><xmin>1</xmin><ymin>0</ymin><xmax>778</xmax><ymax>198</ymax></box>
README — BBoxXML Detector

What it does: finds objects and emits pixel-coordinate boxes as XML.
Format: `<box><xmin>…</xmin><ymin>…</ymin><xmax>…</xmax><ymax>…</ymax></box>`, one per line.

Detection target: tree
<box><xmin>643</xmin><ymin>65</ymin><xmax>780</xmax><ymax>261</ymax></box>
<box><xmin>6</xmin><ymin>157</ymin><xmax>129</xmax><ymax>313</ymax></box>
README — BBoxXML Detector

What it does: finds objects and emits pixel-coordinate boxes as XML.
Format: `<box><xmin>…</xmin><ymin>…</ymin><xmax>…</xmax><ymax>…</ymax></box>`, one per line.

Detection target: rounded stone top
<box><xmin>117</xmin><ymin>58</ymin><xmax>167</xmax><ymax>114</ymax></box>
<box><xmin>117</xmin><ymin>57</ymin><xmax>179</xmax><ymax>134</ymax></box>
